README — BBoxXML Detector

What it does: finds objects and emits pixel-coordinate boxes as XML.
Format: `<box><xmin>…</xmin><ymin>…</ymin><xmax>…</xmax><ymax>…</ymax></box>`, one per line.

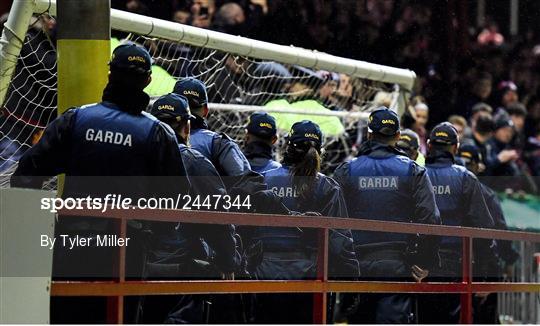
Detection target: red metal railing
<box><xmin>55</xmin><ymin>208</ymin><xmax>540</xmax><ymax>324</ymax></box>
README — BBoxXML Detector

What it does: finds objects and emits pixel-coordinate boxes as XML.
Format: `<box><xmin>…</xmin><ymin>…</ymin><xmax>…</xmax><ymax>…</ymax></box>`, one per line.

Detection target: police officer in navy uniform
<box><xmin>396</xmin><ymin>128</ymin><xmax>421</xmax><ymax>162</ymax></box>
<box><xmin>420</xmin><ymin>122</ymin><xmax>495</xmax><ymax>323</ymax></box>
<box><xmin>457</xmin><ymin>143</ymin><xmax>519</xmax><ymax>324</ymax></box>
<box><xmin>245</xmin><ymin>120</ymin><xmax>359</xmax><ymax>323</ymax></box>
<box><xmin>11</xmin><ymin>43</ymin><xmax>189</xmax><ymax>323</ymax></box>
<box><xmin>12</xmin><ymin>43</ymin><xmax>187</xmax><ymax>194</ymax></box>
<box><xmin>173</xmin><ymin>77</ymin><xmax>298</xmax><ymax>217</ymax></box>
<box><xmin>150</xmin><ymin>93</ymin><xmax>228</xmax><ymax>199</ymax></box>
<box><xmin>333</xmin><ymin>107</ymin><xmax>441</xmax><ymax>324</ymax></box>
<box><xmin>173</xmin><ymin>77</ymin><xmax>296</xmax><ymax>322</ymax></box>
<box><xmin>173</xmin><ymin>77</ymin><xmax>250</xmax><ymax>178</ymax></box>
<box><xmin>243</xmin><ymin>112</ymin><xmax>282</xmax><ymax>173</ymax></box>
<box><xmin>141</xmin><ymin>93</ymin><xmax>239</xmax><ymax>323</ymax></box>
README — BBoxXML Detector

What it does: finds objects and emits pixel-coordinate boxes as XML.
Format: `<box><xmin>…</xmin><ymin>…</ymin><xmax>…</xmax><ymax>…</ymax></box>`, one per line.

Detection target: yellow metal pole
<box><xmin>56</xmin><ymin>0</ymin><xmax>110</xmax><ymax>194</ymax></box>
<box><xmin>57</xmin><ymin>0</ymin><xmax>110</xmax><ymax>113</ymax></box>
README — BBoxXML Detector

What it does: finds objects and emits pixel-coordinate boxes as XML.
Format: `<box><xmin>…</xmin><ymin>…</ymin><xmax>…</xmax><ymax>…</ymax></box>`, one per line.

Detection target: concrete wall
<box><xmin>0</xmin><ymin>188</ymin><xmax>55</xmax><ymax>323</ymax></box>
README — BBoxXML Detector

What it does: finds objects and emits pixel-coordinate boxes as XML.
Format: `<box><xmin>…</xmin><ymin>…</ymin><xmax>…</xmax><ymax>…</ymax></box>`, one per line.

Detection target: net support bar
<box><xmin>207</xmin><ymin>103</ymin><xmax>371</xmax><ymax>119</ymax></box>
<box><xmin>0</xmin><ymin>0</ymin><xmax>38</xmax><ymax>108</ymax></box>
<box><xmin>33</xmin><ymin>0</ymin><xmax>416</xmax><ymax>91</ymax></box>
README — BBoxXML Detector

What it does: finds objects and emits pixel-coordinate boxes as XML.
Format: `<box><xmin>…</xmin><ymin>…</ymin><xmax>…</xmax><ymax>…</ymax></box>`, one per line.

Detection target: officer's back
<box><xmin>243</xmin><ymin>112</ymin><xmax>282</xmax><ymax>173</ymax></box>
<box><xmin>172</xmin><ymin>78</ymin><xmax>294</xmax><ymax>218</ymax></box>
<box><xmin>252</xmin><ymin>121</ymin><xmax>356</xmax><ymax>279</ymax></box>
<box><xmin>425</xmin><ymin>123</ymin><xmax>494</xmax><ymax>247</ymax></box>
<box><xmin>456</xmin><ymin>143</ymin><xmax>519</xmax><ymax>324</ymax></box>
<box><xmin>10</xmin><ymin>43</ymin><xmax>188</xmax><ymax>324</ymax></box>
<box><xmin>334</xmin><ymin>108</ymin><xmax>440</xmax><ymax>247</ymax></box>
<box><xmin>334</xmin><ymin>108</ymin><xmax>440</xmax><ymax>324</ymax></box>
<box><xmin>247</xmin><ymin>121</ymin><xmax>358</xmax><ymax>324</ymax></box>
<box><xmin>173</xmin><ymin>78</ymin><xmax>250</xmax><ymax>177</ymax></box>
<box><xmin>148</xmin><ymin>92</ymin><xmax>228</xmax><ymax>202</ymax></box>
<box><xmin>420</xmin><ymin>123</ymin><xmax>494</xmax><ymax>324</ymax></box>
<box><xmin>11</xmin><ymin>43</ymin><xmax>187</xmax><ymax>198</ymax></box>
<box><xmin>457</xmin><ymin>143</ymin><xmax>519</xmax><ymax>267</ymax></box>
<box><xmin>143</xmin><ymin>93</ymin><xmax>238</xmax><ymax>324</ymax></box>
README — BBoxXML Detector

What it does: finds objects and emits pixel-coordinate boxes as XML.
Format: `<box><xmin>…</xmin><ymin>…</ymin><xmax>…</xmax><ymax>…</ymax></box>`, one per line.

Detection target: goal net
<box><xmin>0</xmin><ymin>3</ymin><xmax>415</xmax><ymax>188</ymax></box>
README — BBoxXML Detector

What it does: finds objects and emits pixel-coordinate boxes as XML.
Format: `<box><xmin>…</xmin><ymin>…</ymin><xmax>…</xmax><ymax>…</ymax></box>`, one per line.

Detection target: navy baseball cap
<box><xmin>396</xmin><ymin>129</ymin><xmax>420</xmax><ymax>150</ymax></box>
<box><xmin>150</xmin><ymin>93</ymin><xmax>195</xmax><ymax>122</ymax></box>
<box><xmin>173</xmin><ymin>77</ymin><xmax>208</xmax><ymax>108</ymax></box>
<box><xmin>368</xmin><ymin>107</ymin><xmax>400</xmax><ymax>136</ymax></box>
<box><xmin>246</xmin><ymin>112</ymin><xmax>277</xmax><ymax>138</ymax></box>
<box><xmin>109</xmin><ymin>42</ymin><xmax>152</xmax><ymax>74</ymax></box>
<box><xmin>457</xmin><ymin>143</ymin><xmax>481</xmax><ymax>164</ymax></box>
<box><xmin>288</xmin><ymin>120</ymin><xmax>323</xmax><ymax>147</ymax></box>
<box><xmin>430</xmin><ymin>122</ymin><xmax>459</xmax><ymax>145</ymax></box>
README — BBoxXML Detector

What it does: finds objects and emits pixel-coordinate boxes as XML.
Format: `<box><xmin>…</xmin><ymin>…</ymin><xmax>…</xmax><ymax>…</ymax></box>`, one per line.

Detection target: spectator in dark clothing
<box><xmin>492</xmin><ymin>81</ymin><xmax>519</xmax><ymax>114</ymax></box>
<box><xmin>462</xmin><ymin>113</ymin><xmax>495</xmax><ymax>172</ymax></box>
<box><xmin>469</xmin><ymin>102</ymin><xmax>493</xmax><ymax>128</ymax></box>
<box><xmin>484</xmin><ymin>113</ymin><xmax>522</xmax><ymax>190</ymax></box>
<box><xmin>486</xmin><ymin>113</ymin><xmax>519</xmax><ymax>173</ymax></box>
<box><xmin>524</xmin><ymin>130</ymin><xmax>540</xmax><ymax>190</ymax></box>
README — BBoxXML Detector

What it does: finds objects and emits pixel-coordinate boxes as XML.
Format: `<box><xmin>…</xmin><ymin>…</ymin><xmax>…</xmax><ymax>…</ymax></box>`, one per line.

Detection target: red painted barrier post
<box><xmin>313</xmin><ymin>228</ymin><xmax>329</xmax><ymax>324</ymax></box>
<box><xmin>460</xmin><ymin>237</ymin><xmax>473</xmax><ymax>324</ymax></box>
<box><xmin>106</xmin><ymin>218</ymin><xmax>127</xmax><ymax>324</ymax></box>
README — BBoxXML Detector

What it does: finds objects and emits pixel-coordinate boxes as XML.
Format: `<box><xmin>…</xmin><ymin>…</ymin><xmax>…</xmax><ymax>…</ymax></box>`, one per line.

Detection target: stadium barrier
<box><xmin>54</xmin><ymin>207</ymin><xmax>540</xmax><ymax>324</ymax></box>
<box><xmin>498</xmin><ymin>244</ymin><xmax>540</xmax><ymax>323</ymax></box>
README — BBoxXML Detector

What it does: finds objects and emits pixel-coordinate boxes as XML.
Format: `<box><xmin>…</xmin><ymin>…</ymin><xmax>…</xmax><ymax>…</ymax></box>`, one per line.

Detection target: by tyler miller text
<box><xmin>41</xmin><ymin>235</ymin><xmax>130</xmax><ymax>250</ymax></box>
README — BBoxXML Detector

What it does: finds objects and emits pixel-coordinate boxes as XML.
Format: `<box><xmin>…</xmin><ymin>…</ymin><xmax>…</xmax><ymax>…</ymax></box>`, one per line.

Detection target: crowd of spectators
<box><xmin>106</xmin><ymin>0</ymin><xmax>540</xmax><ymax>189</ymax></box>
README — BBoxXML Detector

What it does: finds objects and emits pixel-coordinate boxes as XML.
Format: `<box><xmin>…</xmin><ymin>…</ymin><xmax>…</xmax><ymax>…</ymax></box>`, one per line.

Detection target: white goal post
<box><xmin>1</xmin><ymin>0</ymin><xmax>415</xmax><ymax>109</ymax></box>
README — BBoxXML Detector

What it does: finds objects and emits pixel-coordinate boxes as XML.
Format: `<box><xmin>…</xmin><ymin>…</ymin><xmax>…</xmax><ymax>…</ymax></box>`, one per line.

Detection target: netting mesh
<box><xmin>127</xmin><ymin>33</ymin><xmax>401</xmax><ymax>174</ymax></box>
<box><xmin>0</xmin><ymin>14</ymin><xmax>401</xmax><ymax>188</ymax></box>
<box><xmin>0</xmin><ymin>16</ymin><xmax>57</xmax><ymax>188</ymax></box>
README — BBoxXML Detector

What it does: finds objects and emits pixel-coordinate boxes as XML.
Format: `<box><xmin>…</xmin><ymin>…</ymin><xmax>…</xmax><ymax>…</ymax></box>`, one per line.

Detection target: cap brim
<box><xmin>396</xmin><ymin>141</ymin><xmax>413</xmax><ymax>150</ymax></box>
<box><xmin>368</xmin><ymin>125</ymin><xmax>398</xmax><ymax>136</ymax></box>
<box><xmin>376</xmin><ymin>128</ymin><xmax>398</xmax><ymax>136</ymax></box>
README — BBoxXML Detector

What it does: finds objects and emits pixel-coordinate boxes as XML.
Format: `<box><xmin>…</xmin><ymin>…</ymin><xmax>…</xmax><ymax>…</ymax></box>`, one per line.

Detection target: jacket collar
<box><xmin>357</xmin><ymin>140</ymin><xmax>406</xmax><ymax>158</ymax></box>
<box><xmin>190</xmin><ymin>114</ymin><xmax>209</xmax><ymax>130</ymax></box>
<box><xmin>244</xmin><ymin>141</ymin><xmax>273</xmax><ymax>160</ymax></box>
<box><xmin>101</xmin><ymin>82</ymin><xmax>149</xmax><ymax>114</ymax></box>
<box><xmin>426</xmin><ymin>150</ymin><xmax>455</xmax><ymax>166</ymax></box>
